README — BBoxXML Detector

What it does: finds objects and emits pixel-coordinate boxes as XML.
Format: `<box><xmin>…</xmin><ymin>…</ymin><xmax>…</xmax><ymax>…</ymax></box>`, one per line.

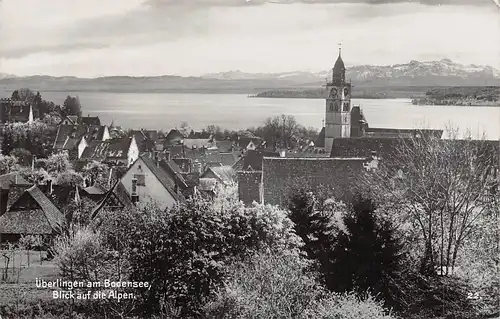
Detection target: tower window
<box><xmin>343</xmin><ymin>102</ymin><xmax>349</xmax><ymax>111</ymax></box>
<box><xmin>329</xmin><ymin>103</ymin><xmax>334</xmax><ymax>111</ymax></box>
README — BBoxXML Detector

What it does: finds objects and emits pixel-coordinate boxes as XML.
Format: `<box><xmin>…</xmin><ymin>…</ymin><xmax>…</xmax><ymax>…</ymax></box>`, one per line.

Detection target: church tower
<box><xmin>324</xmin><ymin>48</ymin><xmax>352</xmax><ymax>153</ymax></box>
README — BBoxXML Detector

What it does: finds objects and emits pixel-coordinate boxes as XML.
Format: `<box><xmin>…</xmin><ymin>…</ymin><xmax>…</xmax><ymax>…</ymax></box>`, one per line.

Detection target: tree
<box><xmin>10</xmin><ymin>148</ymin><xmax>32</xmax><ymax>166</ymax></box>
<box><xmin>288</xmin><ymin>187</ymin><xmax>339</xmax><ymax>277</ymax></box>
<box><xmin>82</xmin><ymin>161</ymin><xmax>110</xmax><ymax>186</ymax></box>
<box><xmin>0</xmin><ymin>154</ymin><xmax>20</xmax><ymax>174</ymax></box>
<box><xmin>329</xmin><ymin>195</ymin><xmax>404</xmax><ymax>307</ymax></box>
<box><xmin>365</xmin><ymin>128</ymin><xmax>498</xmax><ymax>276</ymax></box>
<box><xmin>62</xmin><ymin>95</ymin><xmax>82</xmax><ymax>117</ymax></box>
<box><xmin>178</xmin><ymin>121</ymin><xmax>191</xmax><ymax>137</ymax></box>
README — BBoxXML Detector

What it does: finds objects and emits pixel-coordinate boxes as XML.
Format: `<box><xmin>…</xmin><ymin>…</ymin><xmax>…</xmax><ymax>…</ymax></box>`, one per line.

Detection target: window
<box><xmin>134</xmin><ymin>174</ymin><xmax>145</xmax><ymax>186</ymax></box>
<box><xmin>343</xmin><ymin>102</ymin><xmax>349</xmax><ymax>111</ymax></box>
<box><xmin>131</xmin><ymin>178</ymin><xmax>137</xmax><ymax>194</ymax></box>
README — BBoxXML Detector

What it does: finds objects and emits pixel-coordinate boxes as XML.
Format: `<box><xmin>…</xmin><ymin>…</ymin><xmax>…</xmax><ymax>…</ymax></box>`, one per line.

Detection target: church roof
<box><xmin>332</xmin><ymin>49</ymin><xmax>345</xmax><ymax>73</ymax></box>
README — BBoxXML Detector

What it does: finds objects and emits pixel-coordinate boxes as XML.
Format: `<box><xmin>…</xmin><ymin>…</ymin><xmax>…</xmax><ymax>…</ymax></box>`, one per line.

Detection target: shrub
<box><xmin>305</xmin><ymin>292</ymin><xmax>396</xmax><ymax>319</ymax></box>
<box><xmin>203</xmin><ymin>251</ymin><xmax>322</xmax><ymax>319</ymax></box>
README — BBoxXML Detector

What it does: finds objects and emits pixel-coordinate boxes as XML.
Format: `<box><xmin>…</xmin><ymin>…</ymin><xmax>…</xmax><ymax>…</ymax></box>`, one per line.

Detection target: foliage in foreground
<box><xmin>204</xmin><ymin>251</ymin><xmax>396</xmax><ymax>319</ymax></box>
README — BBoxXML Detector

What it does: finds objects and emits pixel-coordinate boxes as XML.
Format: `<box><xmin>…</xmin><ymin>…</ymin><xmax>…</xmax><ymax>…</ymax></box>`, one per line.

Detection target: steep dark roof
<box><xmin>262</xmin><ymin>157</ymin><xmax>369</xmax><ymax>207</ymax></box>
<box><xmin>90</xmin><ymin>180</ymin><xmax>136</xmax><ymax>220</ymax></box>
<box><xmin>188</xmin><ymin>131</ymin><xmax>212</xmax><ymax>139</ymax></box>
<box><xmin>62</xmin><ymin>137</ymin><xmax>81</xmax><ymax>151</ymax></box>
<box><xmin>0</xmin><ymin>173</ymin><xmax>30</xmax><ymax>190</ymax></box>
<box><xmin>0</xmin><ymin>99</ymin><xmax>30</xmax><ymax>123</ymax></box>
<box><xmin>242</xmin><ymin>149</ymin><xmax>280</xmax><ymax>171</ymax></box>
<box><xmin>158</xmin><ymin>159</ymin><xmax>188</xmax><ymax>190</ymax></box>
<box><xmin>80</xmin><ymin>137</ymin><xmax>131</xmax><ymax>160</ymax></box>
<box><xmin>315</xmin><ymin>127</ymin><xmax>325</xmax><ymax>147</ymax></box>
<box><xmin>81</xmin><ymin>116</ymin><xmax>101</xmax><ymax>126</ymax></box>
<box><xmin>169</xmin><ymin>146</ymin><xmax>224</xmax><ymax>169</ymax></box>
<box><xmin>164</xmin><ymin>129</ymin><xmax>185</xmax><ymax>146</ymax></box>
<box><xmin>330</xmin><ymin>137</ymin><xmax>407</xmax><ymax>159</ymax></box>
<box><xmin>54</xmin><ymin>124</ymin><xmax>107</xmax><ymax>150</ymax></box>
<box><xmin>140</xmin><ymin>155</ymin><xmax>184</xmax><ymax>202</ymax></box>
<box><xmin>220</xmin><ymin>152</ymin><xmax>239</xmax><ymax>166</ymax></box>
<box><xmin>53</xmin><ymin>124</ymin><xmax>87</xmax><ymax>149</ymax></box>
<box><xmin>216</xmin><ymin>140</ymin><xmax>234</xmax><ymax>153</ymax></box>
<box><xmin>183</xmin><ymin>139</ymin><xmax>214</xmax><ymax>149</ymax></box>
<box><xmin>131</xmin><ymin>130</ymin><xmax>157</xmax><ymax>152</ymax></box>
<box><xmin>82</xmin><ymin>184</ymin><xmax>107</xmax><ymax>195</ymax></box>
<box><xmin>203</xmin><ymin>166</ymin><xmax>236</xmax><ymax>184</ymax></box>
<box><xmin>0</xmin><ymin>185</ymin><xmax>65</xmax><ymax>235</ymax></box>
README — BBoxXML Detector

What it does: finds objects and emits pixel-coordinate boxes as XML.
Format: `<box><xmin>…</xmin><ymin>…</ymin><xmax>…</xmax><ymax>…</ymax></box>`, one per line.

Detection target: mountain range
<box><xmin>0</xmin><ymin>59</ymin><xmax>498</xmax><ymax>95</ymax></box>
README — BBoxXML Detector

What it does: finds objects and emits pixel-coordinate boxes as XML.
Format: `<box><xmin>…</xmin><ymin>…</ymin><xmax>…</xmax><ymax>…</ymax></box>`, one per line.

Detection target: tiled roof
<box><xmin>0</xmin><ymin>185</ymin><xmax>65</xmax><ymax>234</ymax></box>
<box><xmin>54</xmin><ymin>124</ymin><xmax>107</xmax><ymax>150</ymax></box>
<box><xmin>262</xmin><ymin>157</ymin><xmax>369</xmax><ymax>207</ymax></box>
<box><xmin>0</xmin><ymin>99</ymin><xmax>31</xmax><ymax>123</ymax></box>
<box><xmin>81</xmin><ymin>116</ymin><xmax>101</xmax><ymax>126</ymax></box>
<box><xmin>0</xmin><ymin>173</ymin><xmax>30</xmax><ymax>190</ymax></box>
<box><xmin>330</xmin><ymin>137</ymin><xmax>408</xmax><ymax>159</ymax></box>
<box><xmin>220</xmin><ymin>152</ymin><xmax>240</xmax><ymax>166</ymax></box>
<box><xmin>62</xmin><ymin>137</ymin><xmax>80</xmax><ymax>151</ymax></box>
<box><xmin>170</xmin><ymin>146</ymin><xmax>224</xmax><ymax>169</ymax></box>
<box><xmin>216</xmin><ymin>140</ymin><xmax>234</xmax><ymax>153</ymax></box>
<box><xmin>158</xmin><ymin>158</ymin><xmax>188</xmax><ymax>190</ymax></box>
<box><xmin>183</xmin><ymin>139</ymin><xmax>215</xmax><ymax>149</ymax></box>
<box><xmin>53</xmin><ymin>124</ymin><xmax>87</xmax><ymax>149</ymax></box>
<box><xmin>164</xmin><ymin>129</ymin><xmax>185</xmax><ymax>146</ymax></box>
<box><xmin>205</xmin><ymin>166</ymin><xmax>236</xmax><ymax>184</ymax></box>
<box><xmin>140</xmin><ymin>155</ymin><xmax>184</xmax><ymax>202</ymax></box>
<box><xmin>81</xmin><ymin>137</ymin><xmax>131</xmax><ymax>160</ymax></box>
<box><xmin>242</xmin><ymin>149</ymin><xmax>280</xmax><ymax>171</ymax></box>
<box><xmin>82</xmin><ymin>184</ymin><xmax>107</xmax><ymax>195</ymax></box>
<box><xmin>188</xmin><ymin>131</ymin><xmax>212</xmax><ymax>139</ymax></box>
<box><xmin>315</xmin><ymin>127</ymin><xmax>325</xmax><ymax>147</ymax></box>
<box><xmin>90</xmin><ymin>180</ymin><xmax>136</xmax><ymax>220</ymax></box>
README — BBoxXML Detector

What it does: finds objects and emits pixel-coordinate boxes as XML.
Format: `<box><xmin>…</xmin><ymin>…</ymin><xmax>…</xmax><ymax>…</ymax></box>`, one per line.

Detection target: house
<box><xmin>164</xmin><ymin>129</ymin><xmax>185</xmax><ymax>147</ymax></box>
<box><xmin>59</xmin><ymin>115</ymin><xmax>79</xmax><ymax>125</ymax></box>
<box><xmin>258</xmin><ymin>157</ymin><xmax>376</xmax><ymax>207</ymax></box>
<box><xmin>188</xmin><ymin>130</ymin><xmax>212</xmax><ymax>139</ymax></box>
<box><xmin>238</xmin><ymin>149</ymin><xmax>280</xmax><ymax>171</ymax></box>
<box><xmin>168</xmin><ymin>145</ymin><xmax>225</xmax><ymax>172</ymax></box>
<box><xmin>0</xmin><ymin>98</ymin><xmax>34</xmax><ymax>124</ymax></box>
<box><xmin>89</xmin><ymin>180</ymin><xmax>137</xmax><ymax>222</ymax></box>
<box><xmin>0</xmin><ymin>185</ymin><xmax>65</xmax><ymax>243</ymax></box>
<box><xmin>79</xmin><ymin>136</ymin><xmax>139</xmax><ymax>167</ymax></box>
<box><xmin>0</xmin><ymin>173</ymin><xmax>31</xmax><ymax>215</ymax></box>
<box><xmin>120</xmin><ymin>155</ymin><xmax>185</xmax><ymax>210</ymax></box>
<box><xmin>201</xmin><ymin>166</ymin><xmax>236</xmax><ymax>185</ymax></box>
<box><xmin>197</xmin><ymin>178</ymin><xmax>218</xmax><ymax>199</ymax></box>
<box><xmin>81</xmin><ymin>115</ymin><xmax>101</xmax><ymax>126</ymax></box>
<box><xmin>130</xmin><ymin>129</ymin><xmax>159</xmax><ymax>153</ymax></box>
<box><xmin>182</xmin><ymin>138</ymin><xmax>216</xmax><ymax>150</ymax></box>
<box><xmin>53</xmin><ymin>124</ymin><xmax>110</xmax><ymax>160</ymax></box>
<box><xmin>216</xmin><ymin>140</ymin><xmax>235</xmax><ymax>153</ymax></box>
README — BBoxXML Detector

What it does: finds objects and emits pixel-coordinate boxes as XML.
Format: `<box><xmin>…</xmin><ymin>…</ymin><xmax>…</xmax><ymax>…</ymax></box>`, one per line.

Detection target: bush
<box><xmin>203</xmin><ymin>251</ymin><xmax>322</xmax><ymax>319</ymax></box>
<box><xmin>204</xmin><ymin>251</ymin><xmax>397</xmax><ymax>319</ymax></box>
<box><xmin>121</xmin><ymin>196</ymin><xmax>303</xmax><ymax>317</ymax></box>
<box><xmin>306</xmin><ymin>292</ymin><xmax>396</xmax><ymax>319</ymax></box>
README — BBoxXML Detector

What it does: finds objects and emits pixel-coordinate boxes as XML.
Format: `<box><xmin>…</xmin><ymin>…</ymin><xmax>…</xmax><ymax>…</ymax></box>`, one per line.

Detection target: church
<box><xmin>316</xmin><ymin>48</ymin><xmax>443</xmax><ymax>155</ymax></box>
<box><xmin>237</xmin><ymin>49</ymin><xmax>445</xmax><ymax>207</ymax></box>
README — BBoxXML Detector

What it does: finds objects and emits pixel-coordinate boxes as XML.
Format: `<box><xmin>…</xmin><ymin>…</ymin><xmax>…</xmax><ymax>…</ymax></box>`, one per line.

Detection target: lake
<box><xmin>3</xmin><ymin>91</ymin><xmax>500</xmax><ymax>140</ymax></box>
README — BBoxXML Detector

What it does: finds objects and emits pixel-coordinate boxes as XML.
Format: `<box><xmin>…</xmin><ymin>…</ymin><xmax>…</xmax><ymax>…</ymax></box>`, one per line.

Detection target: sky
<box><xmin>0</xmin><ymin>0</ymin><xmax>499</xmax><ymax>77</ymax></box>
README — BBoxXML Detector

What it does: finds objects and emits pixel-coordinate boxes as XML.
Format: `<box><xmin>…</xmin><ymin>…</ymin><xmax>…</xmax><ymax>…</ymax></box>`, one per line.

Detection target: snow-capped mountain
<box><xmin>0</xmin><ymin>73</ymin><xmax>17</xmax><ymax>80</ymax></box>
<box><xmin>203</xmin><ymin>59</ymin><xmax>500</xmax><ymax>86</ymax></box>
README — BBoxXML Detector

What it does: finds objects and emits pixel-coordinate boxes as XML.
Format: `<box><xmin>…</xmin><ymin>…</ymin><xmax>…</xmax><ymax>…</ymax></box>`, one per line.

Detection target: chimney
<box><xmin>165</xmin><ymin>151</ymin><xmax>171</xmax><ymax>162</ymax></box>
<box><xmin>154</xmin><ymin>152</ymin><xmax>159</xmax><ymax>167</ymax></box>
<box><xmin>47</xmin><ymin>179</ymin><xmax>53</xmax><ymax>194</ymax></box>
